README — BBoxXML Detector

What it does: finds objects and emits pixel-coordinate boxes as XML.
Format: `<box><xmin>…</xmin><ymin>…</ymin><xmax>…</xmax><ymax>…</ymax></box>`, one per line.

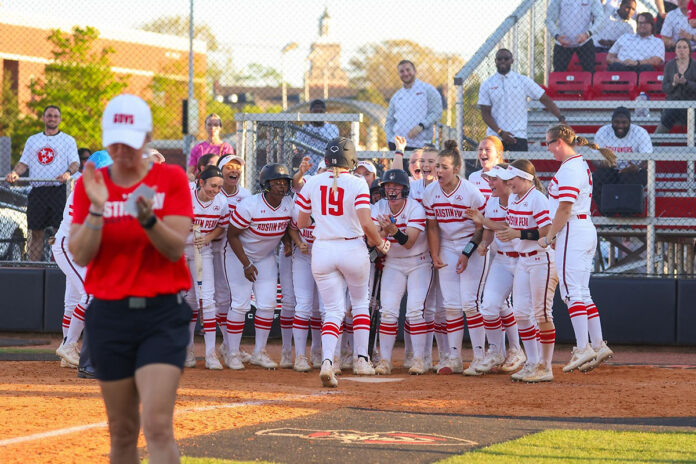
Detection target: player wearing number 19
<box><xmin>296</xmin><ymin>137</ymin><xmax>390</xmax><ymax>388</ymax></box>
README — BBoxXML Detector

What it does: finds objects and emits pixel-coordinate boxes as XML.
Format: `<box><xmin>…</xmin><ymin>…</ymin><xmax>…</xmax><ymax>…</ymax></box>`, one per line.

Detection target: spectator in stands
<box><xmin>478</xmin><ymin>49</ymin><xmax>566</xmax><ymax>152</ymax></box>
<box><xmin>78</xmin><ymin>148</ymin><xmax>91</xmax><ymax>172</ymax></box>
<box><xmin>593</xmin><ymin>107</ymin><xmax>651</xmax><ymax>210</ymax></box>
<box><xmin>661</xmin><ymin>0</ymin><xmax>696</xmax><ymax>51</ymax></box>
<box><xmin>656</xmin><ymin>38</ymin><xmax>696</xmax><ymax>132</ymax></box>
<box><xmin>294</xmin><ymin>99</ymin><xmax>339</xmax><ymax>175</ymax></box>
<box><xmin>607</xmin><ymin>12</ymin><xmax>665</xmax><ymax>72</ymax></box>
<box><xmin>546</xmin><ymin>0</ymin><xmax>605</xmax><ymax>72</ymax></box>
<box><xmin>657</xmin><ymin>0</ymin><xmax>680</xmax><ymax>33</ymax></box>
<box><xmin>187</xmin><ymin>113</ymin><xmax>234</xmax><ymax>181</ymax></box>
<box><xmin>385</xmin><ymin>60</ymin><xmax>443</xmax><ymax>151</ymax></box>
<box><xmin>5</xmin><ymin>105</ymin><xmax>79</xmax><ymax>261</ymax></box>
<box><xmin>594</xmin><ymin>0</ymin><xmax>637</xmax><ymax>52</ymax></box>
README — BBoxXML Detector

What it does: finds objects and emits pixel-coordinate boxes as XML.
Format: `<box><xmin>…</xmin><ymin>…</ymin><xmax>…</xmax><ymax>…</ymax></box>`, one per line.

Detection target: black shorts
<box><xmin>85</xmin><ymin>293</ymin><xmax>192</xmax><ymax>381</ymax></box>
<box><xmin>27</xmin><ymin>185</ymin><xmax>66</xmax><ymax>230</ymax></box>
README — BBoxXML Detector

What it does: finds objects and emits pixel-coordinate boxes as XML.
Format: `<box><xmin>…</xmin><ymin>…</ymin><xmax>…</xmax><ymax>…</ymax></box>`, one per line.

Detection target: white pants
<box><xmin>52</xmin><ymin>236</ymin><xmax>90</xmax><ymax>310</ymax></box>
<box><xmin>225</xmin><ymin>248</ymin><xmax>278</xmax><ymax>315</ymax></box>
<box><xmin>480</xmin><ymin>254</ymin><xmax>516</xmax><ymax>318</ymax></box>
<box><xmin>184</xmin><ymin>244</ymin><xmax>216</xmax><ymax>318</ymax></box>
<box><xmin>380</xmin><ymin>254</ymin><xmax>432</xmax><ymax>323</ymax></box>
<box><xmin>438</xmin><ymin>245</ymin><xmax>487</xmax><ymax>315</ymax></box>
<box><xmin>292</xmin><ymin>249</ymin><xmax>322</xmax><ymax>320</ymax></box>
<box><xmin>512</xmin><ymin>251</ymin><xmax>558</xmax><ymax>324</ymax></box>
<box><xmin>556</xmin><ymin>219</ymin><xmax>596</xmax><ymax>305</ymax></box>
<box><xmin>213</xmin><ymin>248</ymin><xmax>230</xmax><ymax>316</ymax></box>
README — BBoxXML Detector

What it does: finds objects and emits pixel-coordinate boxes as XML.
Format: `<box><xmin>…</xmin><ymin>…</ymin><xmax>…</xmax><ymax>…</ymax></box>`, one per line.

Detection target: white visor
<box><xmin>497</xmin><ymin>165</ymin><xmax>534</xmax><ymax>181</ymax></box>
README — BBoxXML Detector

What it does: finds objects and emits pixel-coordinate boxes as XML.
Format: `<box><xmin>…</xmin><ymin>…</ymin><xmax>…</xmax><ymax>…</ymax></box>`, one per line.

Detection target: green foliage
<box><xmin>233</xmin><ymin>63</ymin><xmax>283</xmax><ymax>87</ymax></box>
<box><xmin>139</xmin><ymin>15</ymin><xmax>219</xmax><ymax>52</ymax></box>
<box><xmin>25</xmin><ymin>26</ymin><xmax>128</xmax><ymax>153</ymax></box>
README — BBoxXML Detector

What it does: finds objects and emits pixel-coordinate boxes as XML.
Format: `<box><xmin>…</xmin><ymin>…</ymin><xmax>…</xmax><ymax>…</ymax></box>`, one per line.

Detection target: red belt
<box><xmin>518</xmin><ymin>250</ymin><xmax>538</xmax><ymax>258</ymax></box>
<box><xmin>575</xmin><ymin>214</ymin><xmax>589</xmax><ymax>220</ymax></box>
<box><xmin>497</xmin><ymin>250</ymin><xmax>519</xmax><ymax>258</ymax></box>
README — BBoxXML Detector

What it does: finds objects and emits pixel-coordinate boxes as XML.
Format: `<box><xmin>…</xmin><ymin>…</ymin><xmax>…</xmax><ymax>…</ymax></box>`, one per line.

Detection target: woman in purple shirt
<box><xmin>187</xmin><ymin>113</ymin><xmax>235</xmax><ymax>180</ymax></box>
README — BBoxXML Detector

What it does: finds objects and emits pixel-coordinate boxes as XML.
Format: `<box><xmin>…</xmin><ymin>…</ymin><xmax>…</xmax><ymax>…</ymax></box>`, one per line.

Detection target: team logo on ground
<box><xmin>255</xmin><ymin>428</ymin><xmax>478</xmax><ymax>446</ymax></box>
<box><xmin>37</xmin><ymin>147</ymin><xmax>55</xmax><ymax>165</ymax></box>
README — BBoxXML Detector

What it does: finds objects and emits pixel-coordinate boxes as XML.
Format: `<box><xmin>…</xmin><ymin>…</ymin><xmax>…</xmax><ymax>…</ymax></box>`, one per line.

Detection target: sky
<box><xmin>0</xmin><ymin>0</ymin><xmax>522</xmax><ymax>85</ymax></box>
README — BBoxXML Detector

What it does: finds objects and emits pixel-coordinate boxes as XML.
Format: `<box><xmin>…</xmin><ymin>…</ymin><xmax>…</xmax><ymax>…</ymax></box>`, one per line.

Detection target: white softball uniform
<box><xmin>409</xmin><ymin>178</ymin><xmax>426</xmax><ymax>203</ymax></box>
<box><xmin>508</xmin><ymin>187</ymin><xmax>558</xmax><ymax>323</ymax></box>
<box><xmin>290</xmin><ymin>206</ymin><xmax>321</xmax><ymax>321</ymax></box>
<box><xmin>468</xmin><ymin>169</ymin><xmax>492</xmax><ymax>201</ymax></box>
<box><xmin>547</xmin><ymin>154</ymin><xmax>596</xmax><ymax>305</ymax></box>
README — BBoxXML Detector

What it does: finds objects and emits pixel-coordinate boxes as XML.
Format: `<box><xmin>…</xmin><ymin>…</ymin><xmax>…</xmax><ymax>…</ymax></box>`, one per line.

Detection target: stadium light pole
<box><xmin>184</xmin><ymin>0</ymin><xmax>195</xmax><ymax>162</ymax></box>
<box><xmin>281</xmin><ymin>42</ymin><xmax>299</xmax><ymax>110</ymax></box>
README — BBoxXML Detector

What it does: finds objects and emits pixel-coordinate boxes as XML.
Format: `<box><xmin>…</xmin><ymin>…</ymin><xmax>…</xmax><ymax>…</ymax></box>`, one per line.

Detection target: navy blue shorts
<box><xmin>85</xmin><ymin>293</ymin><xmax>192</xmax><ymax>381</ymax></box>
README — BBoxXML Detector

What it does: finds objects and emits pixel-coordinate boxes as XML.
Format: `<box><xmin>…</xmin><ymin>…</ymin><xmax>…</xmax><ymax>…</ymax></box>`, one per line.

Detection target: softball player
<box><xmin>541</xmin><ymin>125</ymin><xmax>615</xmax><ymax>372</ymax></box>
<box><xmin>494</xmin><ymin>161</ymin><xmax>558</xmax><ymax>382</ymax></box>
<box><xmin>296</xmin><ymin>137</ymin><xmax>389</xmax><ymax>388</ymax></box>
<box><xmin>423</xmin><ymin>140</ymin><xmax>487</xmax><ymax>376</ymax></box>
<box><xmin>278</xmin><ymin>239</ymin><xmax>296</xmax><ymax>369</ymax></box>
<box><xmin>225</xmin><ymin>163</ymin><xmax>293</xmax><ymax>370</ymax></box>
<box><xmin>465</xmin><ymin>164</ymin><xmax>526</xmax><ymax>374</ymax></box>
<box><xmin>184</xmin><ymin>166</ymin><xmax>229</xmax><ymax>370</ymax></box>
<box><xmin>53</xmin><ymin>151</ymin><xmax>112</xmax><ymax>367</ymax></box>
<box><xmin>372</xmin><ymin>169</ymin><xmax>431</xmax><ymax>375</ymax></box>
<box><xmin>213</xmin><ymin>155</ymin><xmax>249</xmax><ymax>365</ymax></box>
<box><xmin>468</xmin><ymin>136</ymin><xmax>506</xmax><ymax>201</ymax></box>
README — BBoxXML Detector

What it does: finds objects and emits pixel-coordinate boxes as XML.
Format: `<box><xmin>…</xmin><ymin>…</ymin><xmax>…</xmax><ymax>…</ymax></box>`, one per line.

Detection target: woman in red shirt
<box><xmin>69</xmin><ymin>94</ymin><xmax>193</xmax><ymax>462</ymax></box>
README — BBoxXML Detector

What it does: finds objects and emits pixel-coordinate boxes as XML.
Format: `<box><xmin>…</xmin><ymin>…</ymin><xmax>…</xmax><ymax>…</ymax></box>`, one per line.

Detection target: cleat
<box><xmin>56</xmin><ymin>341</ymin><xmax>80</xmax><ymax>367</ymax></box>
<box><xmin>250</xmin><ymin>350</ymin><xmax>278</xmax><ymax>369</ymax></box>
<box><xmin>523</xmin><ymin>364</ymin><xmax>554</xmax><ymax>383</ymax></box>
<box><xmin>403</xmin><ymin>351</ymin><xmax>414</xmax><ymax>369</ymax></box>
<box><xmin>433</xmin><ymin>354</ymin><xmax>448</xmax><ymax>372</ymax></box>
<box><xmin>409</xmin><ymin>357</ymin><xmax>427</xmax><ymax>375</ymax></box>
<box><xmin>333</xmin><ymin>357</ymin><xmax>343</xmax><ymax>376</ymax></box>
<box><xmin>225</xmin><ymin>352</ymin><xmax>244</xmax><ymax>370</ymax></box>
<box><xmin>320</xmin><ymin>359</ymin><xmax>338</xmax><ymax>388</ymax></box>
<box><xmin>374</xmin><ymin>359</ymin><xmax>392</xmax><ymax>375</ymax></box>
<box><xmin>500</xmin><ymin>347</ymin><xmax>526</xmax><ymax>373</ymax></box>
<box><xmin>184</xmin><ymin>348</ymin><xmax>196</xmax><ymax>368</ymax></box>
<box><xmin>511</xmin><ymin>362</ymin><xmax>537</xmax><ymax>382</ymax></box>
<box><xmin>562</xmin><ymin>345</ymin><xmax>597</xmax><ymax>372</ymax></box>
<box><xmin>280</xmin><ymin>350</ymin><xmax>293</xmax><ymax>369</ymax></box>
<box><xmin>217</xmin><ymin>343</ymin><xmax>227</xmax><ymax>359</ymax></box>
<box><xmin>205</xmin><ymin>353</ymin><xmax>223</xmax><ymax>370</ymax></box>
<box><xmin>60</xmin><ymin>358</ymin><xmax>77</xmax><ymax>369</ymax></box>
<box><xmin>476</xmin><ymin>350</ymin><xmax>505</xmax><ymax>373</ymax></box>
<box><xmin>424</xmin><ymin>354</ymin><xmax>433</xmax><ymax>372</ymax></box>
<box><xmin>239</xmin><ymin>350</ymin><xmax>252</xmax><ymax>363</ymax></box>
<box><xmin>579</xmin><ymin>341</ymin><xmax>614</xmax><ymax>372</ymax></box>
<box><xmin>294</xmin><ymin>355</ymin><xmax>312</xmax><ymax>372</ymax></box>
<box><xmin>311</xmin><ymin>350</ymin><xmax>322</xmax><ymax>369</ymax></box>
<box><xmin>463</xmin><ymin>357</ymin><xmax>484</xmax><ymax>376</ymax></box>
<box><xmin>437</xmin><ymin>356</ymin><xmax>463</xmax><ymax>375</ymax></box>
<box><xmin>353</xmin><ymin>357</ymin><xmax>375</xmax><ymax>375</ymax></box>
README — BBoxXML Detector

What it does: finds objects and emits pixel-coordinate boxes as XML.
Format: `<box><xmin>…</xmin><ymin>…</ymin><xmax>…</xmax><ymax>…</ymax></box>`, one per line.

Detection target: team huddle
<box><xmin>54</xmin><ymin>124</ymin><xmax>617</xmax><ymax>388</ymax></box>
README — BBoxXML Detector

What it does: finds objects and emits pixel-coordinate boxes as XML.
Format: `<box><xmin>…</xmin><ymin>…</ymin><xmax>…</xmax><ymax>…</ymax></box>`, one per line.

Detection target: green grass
<box><xmin>437</xmin><ymin>429</ymin><xmax>696</xmax><ymax>464</ymax></box>
<box><xmin>0</xmin><ymin>347</ymin><xmax>55</xmax><ymax>354</ymax></box>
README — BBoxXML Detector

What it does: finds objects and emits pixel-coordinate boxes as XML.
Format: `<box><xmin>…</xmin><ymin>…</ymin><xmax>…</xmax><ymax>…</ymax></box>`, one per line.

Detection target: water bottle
<box><xmin>635</xmin><ymin>92</ymin><xmax>650</xmax><ymax>118</ymax></box>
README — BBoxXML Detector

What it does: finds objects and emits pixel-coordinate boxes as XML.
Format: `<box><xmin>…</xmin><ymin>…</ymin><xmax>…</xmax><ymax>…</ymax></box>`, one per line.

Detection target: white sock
<box><xmin>321</xmin><ymin>320</ymin><xmax>341</xmax><ymax>362</ymax></box>
<box><xmin>466</xmin><ymin>313</ymin><xmax>486</xmax><ymax>359</ymax></box>
<box><xmin>226</xmin><ymin>311</ymin><xmax>246</xmax><ymax>353</ymax></box>
<box><xmin>408</xmin><ymin>317</ymin><xmax>427</xmax><ymax>360</ymax></box>
<box><xmin>293</xmin><ymin>316</ymin><xmax>310</xmax><ymax>357</ymax></box>
<box><xmin>501</xmin><ymin>310</ymin><xmax>520</xmax><ymax>350</ymax></box>
<box><xmin>352</xmin><ymin>313</ymin><xmax>370</xmax><ymax>358</ymax></box>
<box><xmin>310</xmin><ymin>315</ymin><xmax>322</xmax><ymax>355</ymax></box>
<box><xmin>216</xmin><ymin>310</ymin><xmax>228</xmax><ymax>347</ymax></box>
<box><xmin>483</xmin><ymin>316</ymin><xmax>503</xmax><ymax>355</ymax></box>
<box><xmin>539</xmin><ymin>326</ymin><xmax>556</xmax><ymax>369</ymax></box>
<box><xmin>280</xmin><ymin>308</ymin><xmax>294</xmax><ymax>353</ymax></box>
<box><xmin>65</xmin><ymin>305</ymin><xmax>86</xmax><ymax>345</ymax></box>
<box><xmin>518</xmin><ymin>321</ymin><xmax>539</xmax><ymax>365</ymax></box>
<box><xmin>378</xmin><ymin>321</ymin><xmax>397</xmax><ymax>362</ymax></box>
<box><xmin>586</xmin><ymin>302</ymin><xmax>604</xmax><ymax>350</ymax></box>
<box><xmin>403</xmin><ymin>321</ymin><xmax>413</xmax><ymax>355</ymax></box>
<box><xmin>446</xmin><ymin>315</ymin><xmax>465</xmax><ymax>359</ymax></box>
<box><xmin>188</xmin><ymin>307</ymin><xmax>199</xmax><ymax>349</ymax></box>
<box><xmin>254</xmin><ymin>309</ymin><xmax>274</xmax><ymax>353</ymax></box>
<box><xmin>568</xmin><ymin>302</ymin><xmax>589</xmax><ymax>349</ymax></box>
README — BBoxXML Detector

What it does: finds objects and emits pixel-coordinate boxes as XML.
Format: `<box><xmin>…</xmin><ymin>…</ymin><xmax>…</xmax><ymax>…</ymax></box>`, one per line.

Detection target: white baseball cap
<box><xmin>357</xmin><ymin>160</ymin><xmax>377</xmax><ymax>174</ymax></box>
<box><xmin>218</xmin><ymin>154</ymin><xmax>245</xmax><ymax>168</ymax></box>
<box><xmin>497</xmin><ymin>164</ymin><xmax>534</xmax><ymax>181</ymax></box>
<box><xmin>102</xmin><ymin>94</ymin><xmax>153</xmax><ymax>149</ymax></box>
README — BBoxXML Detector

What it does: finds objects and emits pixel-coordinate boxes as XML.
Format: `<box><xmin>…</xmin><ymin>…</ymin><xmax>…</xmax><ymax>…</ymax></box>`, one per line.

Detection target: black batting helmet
<box><xmin>379</xmin><ymin>169</ymin><xmax>410</xmax><ymax>199</ymax></box>
<box><xmin>259</xmin><ymin>163</ymin><xmax>292</xmax><ymax>192</ymax></box>
<box><xmin>325</xmin><ymin>137</ymin><xmax>357</xmax><ymax>170</ymax></box>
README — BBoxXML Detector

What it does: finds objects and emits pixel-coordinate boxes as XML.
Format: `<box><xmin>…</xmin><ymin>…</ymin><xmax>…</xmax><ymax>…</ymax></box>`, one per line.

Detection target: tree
<box><xmin>233</xmin><ymin>63</ymin><xmax>282</xmax><ymax>87</ymax></box>
<box><xmin>139</xmin><ymin>16</ymin><xmax>219</xmax><ymax>52</ymax></box>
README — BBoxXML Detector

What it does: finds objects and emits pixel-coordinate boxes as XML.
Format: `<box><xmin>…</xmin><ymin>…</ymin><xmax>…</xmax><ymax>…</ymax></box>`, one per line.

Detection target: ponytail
<box><xmin>438</xmin><ymin>139</ymin><xmax>462</xmax><ymax>173</ymax></box>
<box><xmin>548</xmin><ymin>124</ymin><xmax>617</xmax><ymax>168</ymax></box>
<box><xmin>574</xmin><ymin>136</ymin><xmax>618</xmax><ymax>168</ymax></box>
<box><xmin>332</xmin><ymin>166</ymin><xmax>340</xmax><ymax>194</ymax></box>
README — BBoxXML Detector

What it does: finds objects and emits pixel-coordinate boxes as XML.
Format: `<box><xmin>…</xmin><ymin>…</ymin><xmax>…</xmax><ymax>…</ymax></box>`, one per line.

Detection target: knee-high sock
<box><xmin>466</xmin><ymin>313</ymin><xmax>486</xmax><ymax>359</ymax></box>
<box><xmin>446</xmin><ymin>313</ymin><xmax>465</xmax><ymax>359</ymax></box>
<box><xmin>352</xmin><ymin>314</ymin><xmax>371</xmax><ymax>358</ymax></box>
<box><xmin>483</xmin><ymin>316</ymin><xmax>503</xmax><ymax>355</ymax></box>
<box><xmin>408</xmin><ymin>316</ymin><xmax>427</xmax><ymax>360</ymax></box>
<box><xmin>216</xmin><ymin>310</ymin><xmax>228</xmax><ymax>347</ymax></box>
<box><xmin>226</xmin><ymin>311</ymin><xmax>246</xmax><ymax>354</ymax></box>
<box><xmin>517</xmin><ymin>320</ymin><xmax>539</xmax><ymax>365</ymax></box>
<box><xmin>334</xmin><ymin>324</ymin><xmax>343</xmax><ymax>359</ymax></box>
<box><xmin>501</xmin><ymin>310</ymin><xmax>520</xmax><ymax>350</ymax></box>
<box><xmin>403</xmin><ymin>320</ymin><xmax>413</xmax><ymax>354</ymax></box>
<box><xmin>188</xmin><ymin>307</ymin><xmax>199</xmax><ymax>349</ymax></box>
<box><xmin>61</xmin><ymin>312</ymin><xmax>72</xmax><ymax>339</ymax></box>
<box><xmin>253</xmin><ymin>309</ymin><xmax>275</xmax><ymax>353</ymax></box>
<box><xmin>424</xmin><ymin>316</ymin><xmax>435</xmax><ymax>362</ymax></box>
<box><xmin>568</xmin><ymin>302</ymin><xmax>589</xmax><ymax>349</ymax></box>
<box><xmin>378</xmin><ymin>321</ymin><xmax>397</xmax><ymax>362</ymax></box>
<box><xmin>65</xmin><ymin>305</ymin><xmax>86</xmax><ymax>345</ymax></box>
<box><xmin>310</xmin><ymin>315</ymin><xmax>322</xmax><ymax>354</ymax></box>
<box><xmin>586</xmin><ymin>302</ymin><xmax>604</xmax><ymax>350</ymax></box>
<box><xmin>539</xmin><ymin>322</ymin><xmax>556</xmax><ymax>369</ymax></box>
<box><xmin>280</xmin><ymin>308</ymin><xmax>294</xmax><ymax>353</ymax></box>
<box><xmin>321</xmin><ymin>321</ymin><xmax>341</xmax><ymax>362</ymax></box>
<box><xmin>341</xmin><ymin>318</ymin><xmax>353</xmax><ymax>355</ymax></box>
<box><xmin>293</xmin><ymin>316</ymin><xmax>310</xmax><ymax>357</ymax></box>
<box><xmin>203</xmin><ymin>310</ymin><xmax>217</xmax><ymax>356</ymax></box>
<box><xmin>434</xmin><ymin>312</ymin><xmax>450</xmax><ymax>359</ymax></box>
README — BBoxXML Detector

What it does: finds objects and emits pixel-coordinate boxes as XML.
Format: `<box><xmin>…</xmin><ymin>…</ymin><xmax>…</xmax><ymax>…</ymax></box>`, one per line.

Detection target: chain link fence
<box><xmin>0</xmin><ymin>0</ymin><xmax>694</xmax><ymax>276</ymax></box>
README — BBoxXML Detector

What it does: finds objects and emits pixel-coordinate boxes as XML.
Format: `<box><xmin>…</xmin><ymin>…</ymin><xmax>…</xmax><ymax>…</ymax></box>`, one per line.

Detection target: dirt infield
<box><xmin>1</xmin><ymin>337</ymin><xmax>695</xmax><ymax>463</ymax></box>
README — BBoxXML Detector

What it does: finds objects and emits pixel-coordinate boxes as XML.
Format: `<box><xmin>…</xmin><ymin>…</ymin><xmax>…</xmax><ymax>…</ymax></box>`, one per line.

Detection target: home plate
<box><xmin>341</xmin><ymin>377</ymin><xmax>405</xmax><ymax>383</ymax></box>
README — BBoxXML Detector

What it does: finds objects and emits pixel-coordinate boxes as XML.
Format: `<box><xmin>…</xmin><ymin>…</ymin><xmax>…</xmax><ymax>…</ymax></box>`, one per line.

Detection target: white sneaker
<box><xmin>500</xmin><ymin>347</ymin><xmax>526</xmax><ymax>373</ymax></box>
<box><xmin>403</xmin><ymin>351</ymin><xmax>414</xmax><ymax>369</ymax></box>
<box><xmin>311</xmin><ymin>350</ymin><xmax>322</xmax><ymax>369</ymax></box>
<box><xmin>475</xmin><ymin>350</ymin><xmax>505</xmax><ymax>373</ymax></box>
<box><xmin>433</xmin><ymin>354</ymin><xmax>448</xmax><ymax>372</ymax></box>
<box><xmin>320</xmin><ymin>359</ymin><xmax>338</xmax><ymax>388</ymax></box>
<box><xmin>250</xmin><ymin>350</ymin><xmax>278</xmax><ymax>369</ymax></box>
<box><xmin>205</xmin><ymin>353</ymin><xmax>223</xmax><ymax>370</ymax></box>
<box><xmin>280</xmin><ymin>349</ymin><xmax>293</xmax><ymax>369</ymax></box>
<box><xmin>374</xmin><ymin>359</ymin><xmax>392</xmax><ymax>375</ymax></box>
<box><xmin>522</xmin><ymin>364</ymin><xmax>554</xmax><ymax>383</ymax></box>
<box><xmin>240</xmin><ymin>350</ymin><xmax>252</xmax><ymax>363</ymax></box>
<box><xmin>511</xmin><ymin>362</ymin><xmax>537</xmax><ymax>381</ymax></box>
<box><xmin>56</xmin><ymin>341</ymin><xmax>80</xmax><ymax>367</ymax></box>
<box><xmin>60</xmin><ymin>358</ymin><xmax>77</xmax><ymax>369</ymax></box>
<box><xmin>409</xmin><ymin>357</ymin><xmax>427</xmax><ymax>375</ymax></box>
<box><xmin>463</xmin><ymin>357</ymin><xmax>484</xmax><ymax>376</ymax></box>
<box><xmin>224</xmin><ymin>352</ymin><xmax>244</xmax><ymax>370</ymax></box>
<box><xmin>294</xmin><ymin>355</ymin><xmax>311</xmax><ymax>372</ymax></box>
<box><xmin>562</xmin><ymin>345</ymin><xmax>597</xmax><ymax>372</ymax></box>
<box><xmin>579</xmin><ymin>341</ymin><xmax>614</xmax><ymax>372</ymax></box>
<box><xmin>184</xmin><ymin>348</ymin><xmax>196</xmax><ymax>368</ymax></box>
<box><xmin>353</xmin><ymin>357</ymin><xmax>375</xmax><ymax>375</ymax></box>
<box><xmin>437</xmin><ymin>355</ymin><xmax>463</xmax><ymax>375</ymax></box>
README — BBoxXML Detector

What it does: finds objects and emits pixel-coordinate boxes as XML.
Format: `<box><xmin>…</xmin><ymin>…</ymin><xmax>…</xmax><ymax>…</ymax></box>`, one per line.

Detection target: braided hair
<box><xmin>547</xmin><ymin>124</ymin><xmax>617</xmax><ymax>167</ymax></box>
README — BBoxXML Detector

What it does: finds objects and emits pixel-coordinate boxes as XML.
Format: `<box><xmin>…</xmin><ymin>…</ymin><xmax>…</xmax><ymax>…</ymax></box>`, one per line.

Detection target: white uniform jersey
<box><xmin>290</xmin><ymin>201</ymin><xmax>316</xmax><ymax>247</ymax></box>
<box><xmin>213</xmin><ymin>186</ymin><xmax>250</xmax><ymax>252</ymax></box>
<box><xmin>55</xmin><ymin>191</ymin><xmax>75</xmax><ymax>239</ymax></box>
<box><xmin>230</xmin><ymin>193</ymin><xmax>293</xmax><ymax>261</ymax></box>
<box><xmin>187</xmin><ymin>190</ymin><xmax>229</xmax><ymax>246</ymax></box>
<box><xmin>409</xmin><ymin>179</ymin><xmax>425</xmax><ymax>203</ymax></box>
<box><xmin>507</xmin><ymin>187</ymin><xmax>552</xmax><ymax>254</ymax></box>
<box><xmin>422</xmin><ymin>176</ymin><xmax>486</xmax><ymax>250</ymax></box>
<box><xmin>371</xmin><ymin>198</ymin><xmax>428</xmax><ymax>259</ymax></box>
<box><xmin>547</xmin><ymin>155</ymin><xmax>593</xmax><ymax>217</ymax></box>
<box><xmin>468</xmin><ymin>169</ymin><xmax>492</xmax><ymax>201</ymax></box>
<box><xmin>483</xmin><ymin>196</ymin><xmax>517</xmax><ymax>253</ymax></box>
<box><xmin>295</xmin><ymin>170</ymin><xmax>371</xmax><ymax>240</ymax></box>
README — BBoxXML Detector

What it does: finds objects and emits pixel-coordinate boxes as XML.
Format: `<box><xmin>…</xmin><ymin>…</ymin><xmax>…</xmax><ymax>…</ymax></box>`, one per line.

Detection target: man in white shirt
<box><xmin>478</xmin><ymin>49</ymin><xmax>566</xmax><ymax>152</ymax></box>
<box><xmin>546</xmin><ymin>0</ymin><xmax>606</xmax><ymax>72</ymax></box>
<box><xmin>294</xmin><ymin>99</ymin><xmax>339</xmax><ymax>175</ymax></box>
<box><xmin>595</xmin><ymin>0</ymin><xmax>637</xmax><ymax>52</ymax></box>
<box><xmin>608</xmin><ymin>12</ymin><xmax>665</xmax><ymax>72</ymax></box>
<box><xmin>385</xmin><ymin>60</ymin><xmax>443</xmax><ymax>151</ymax></box>
<box><xmin>656</xmin><ymin>0</ymin><xmax>680</xmax><ymax>34</ymax></box>
<box><xmin>5</xmin><ymin>105</ymin><xmax>79</xmax><ymax>261</ymax></box>
<box><xmin>660</xmin><ymin>0</ymin><xmax>696</xmax><ymax>50</ymax></box>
